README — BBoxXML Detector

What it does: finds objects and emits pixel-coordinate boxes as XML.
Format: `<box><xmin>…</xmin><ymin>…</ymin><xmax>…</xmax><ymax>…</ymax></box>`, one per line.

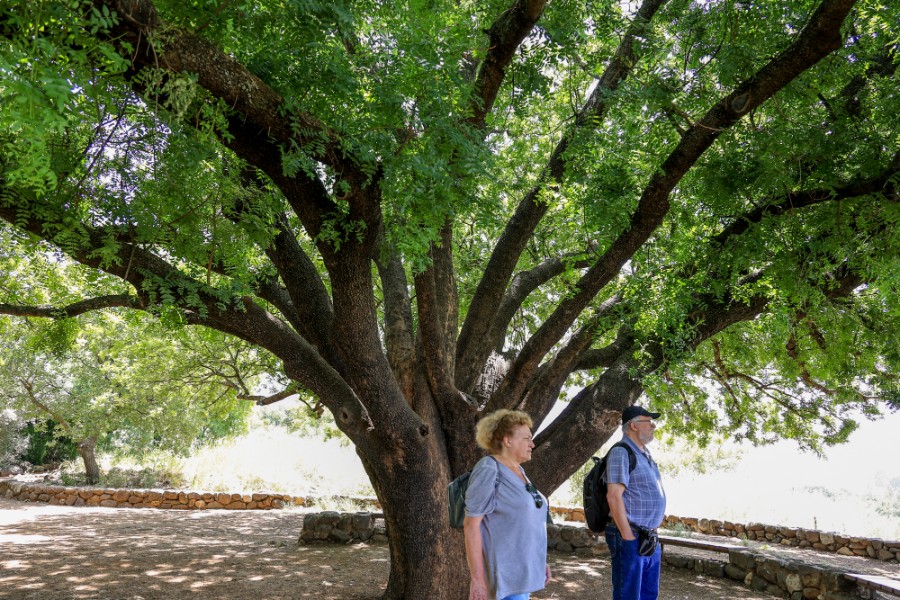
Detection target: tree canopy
<box><xmin>1</xmin><ymin>0</ymin><xmax>898</xmax><ymax>597</ymax></box>
<box><xmin>0</xmin><ymin>251</ymin><xmax>265</xmax><ymax>481</ymax></box>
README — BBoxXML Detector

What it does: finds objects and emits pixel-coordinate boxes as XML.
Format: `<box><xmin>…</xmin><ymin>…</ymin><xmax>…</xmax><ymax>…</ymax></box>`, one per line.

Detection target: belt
<box><xmin>607</xmin><ymin>522</ymin><xmax>657</xmax><ymax>534</ymax></box>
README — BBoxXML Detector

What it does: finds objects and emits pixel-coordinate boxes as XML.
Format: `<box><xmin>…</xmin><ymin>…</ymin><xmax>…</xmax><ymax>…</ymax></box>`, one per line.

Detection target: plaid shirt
<box><xmin>604</xmin><ymin>436</ymin><xmax>666</xmax><ymax>530</ymax></box>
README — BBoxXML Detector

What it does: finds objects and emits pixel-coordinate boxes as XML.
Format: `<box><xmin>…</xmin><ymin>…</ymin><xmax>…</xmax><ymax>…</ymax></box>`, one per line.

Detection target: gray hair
<box><xmin>622</xmin><ymin>417</ymin><xmax>639</xmax><ymax>433</ymax></box>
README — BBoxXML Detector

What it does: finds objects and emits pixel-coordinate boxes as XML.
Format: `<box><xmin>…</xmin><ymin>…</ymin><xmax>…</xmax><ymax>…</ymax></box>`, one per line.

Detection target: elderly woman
<box><xmin>464</xmin><ymin>409</ymin><xmax>552</xmax><ymax>600</ymax></box>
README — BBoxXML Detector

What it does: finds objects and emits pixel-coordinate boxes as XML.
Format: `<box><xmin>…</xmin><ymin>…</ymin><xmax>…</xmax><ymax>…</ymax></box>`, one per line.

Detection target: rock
<box><xmin>785</xmin><ymin>573</ymin><xmax>803</xmax><ymax>593</ymax></box>
<box><xmin>724</xmin><ymin>564</ymin><xmax>746</xmax><ymax>581</ymax></box>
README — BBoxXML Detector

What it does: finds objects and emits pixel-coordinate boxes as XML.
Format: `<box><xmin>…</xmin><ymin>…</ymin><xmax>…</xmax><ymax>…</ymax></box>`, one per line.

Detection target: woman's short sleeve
<box><xmin>465</xmin><ymin>457</ymin><xmax>499</xmax><ymax>517</ymax></box>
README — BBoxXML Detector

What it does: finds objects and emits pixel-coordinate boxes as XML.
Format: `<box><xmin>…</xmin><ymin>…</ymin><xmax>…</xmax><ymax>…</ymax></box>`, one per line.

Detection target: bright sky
<box><xmin>656</xmin><ymin>409</ymin><xmax>900</xmax><ymax>538</ymax></box>
<box><xmin>539</xmin><ymin>402</ymin><xmax>900</xmax><ymax>538</ymax></box>
<box><xmin>259</xmin><ymin>399</ymin><xmax>899</xmax><ymax>539</ymax></box>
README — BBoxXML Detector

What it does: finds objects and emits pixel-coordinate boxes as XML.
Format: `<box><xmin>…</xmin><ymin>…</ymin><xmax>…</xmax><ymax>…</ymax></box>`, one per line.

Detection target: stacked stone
<box><xmin>662</xmin><ymin>515</ymin><xmax>900</xmax><ymax>564</ymax></box>
<box><xmin>662</xmin><ymin>552</ymin><xmax>728</xmax><ymax>579</ymax></box>
<box><xmin>1</xmin><ymin>480</ymin><xmax>301</xmax><ymax>510</ymax></box>
<box><xmin>722</xmin><ymin>551</ymin><xmax>859</xmax><ymax>600</ymax></box>
<box><xmin>545</xmin><ymin>523</ymin><xmax>605</xmax><ymax>555</ymax></box>
<box><xmin>551</xmin><ymin>506</ymin><xmax>586</xmax><ymax>523</ymax></box>
<box><xmin>298</xmin><ymin>511</ymin><xmax>386</xmax><ymax>544</ymax></box>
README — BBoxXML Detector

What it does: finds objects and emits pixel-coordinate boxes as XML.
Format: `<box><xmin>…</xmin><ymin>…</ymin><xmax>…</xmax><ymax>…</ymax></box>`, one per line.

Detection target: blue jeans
<box><xmin>500</xmin><ymin>595</ymin><xmax>529</xmax><ymax>600</ymax></box>
<box><xmin>605</xmin><ymin>525</ymin><xmax>661</xmax><ymax>600</ymax></box>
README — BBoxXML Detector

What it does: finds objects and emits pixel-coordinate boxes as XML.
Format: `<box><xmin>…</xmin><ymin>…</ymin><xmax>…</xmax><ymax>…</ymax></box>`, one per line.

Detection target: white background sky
<box><xmin>539</xmin><ymin>403</ymin><xmax>900</xmax><ymax>539</ymax></box>
<box><xmin>250</xmin><ymin>399</ymin><xmax>899</xmax><ymax>539</ymax></box>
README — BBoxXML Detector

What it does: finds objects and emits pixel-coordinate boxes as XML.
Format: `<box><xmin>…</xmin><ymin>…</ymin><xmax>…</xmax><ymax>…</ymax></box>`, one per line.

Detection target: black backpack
<box><xmin>582</xmin><ymin>441</ymin><xmax>637</xmax><ymax>532</ymax></box>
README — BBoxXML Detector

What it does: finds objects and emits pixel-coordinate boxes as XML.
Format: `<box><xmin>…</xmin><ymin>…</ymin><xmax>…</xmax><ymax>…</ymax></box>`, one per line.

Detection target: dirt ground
<box><xmin>0</xmin><ymin>497</ymin><xmax>775</xmax><ymax>600</ymax></box>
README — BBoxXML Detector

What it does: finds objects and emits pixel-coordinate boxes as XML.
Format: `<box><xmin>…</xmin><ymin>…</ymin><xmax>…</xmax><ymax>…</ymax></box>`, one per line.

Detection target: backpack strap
<box><xmin>486</xmin><ymin>455</ymin><xmax>501</xmax><ymax>490</ymax></box>
<box><xmin>611</xmin><ymin>441</ymin><xmax>637</xmax><ymax>473</ymax></box>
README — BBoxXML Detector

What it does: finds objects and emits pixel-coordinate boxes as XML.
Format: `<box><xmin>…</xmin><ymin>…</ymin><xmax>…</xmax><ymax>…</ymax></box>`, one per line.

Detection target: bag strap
<box><xmin>484</xmin><ymin>455</ymin><xmax>501</xmax><ymax>491</ymax></box>
<box><xmin>611</xmin><ymin>441</ymin><xmax>638</xmax><ymax>472</ymax></box>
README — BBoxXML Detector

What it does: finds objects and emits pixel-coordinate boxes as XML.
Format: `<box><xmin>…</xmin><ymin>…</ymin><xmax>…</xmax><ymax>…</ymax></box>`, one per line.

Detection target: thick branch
<box><xmin>486</xmin><ymin>252</ymin><xmax>594</xmax><ymax>354</ymax></box>
<box><xmin>414</xmin><ymin>221</ymin><xmax>465</xmax><ymax>414</ymax></box>
<box><xmin>244</xmin><ymin>385</ymin><xmax>299</xmax><ymax>406</ymax></box>
<box><xmin>488</xmin><ymin>0</ymin><xmax>857</xmax><ymax>410</ymax></box>
<box><xmin>518</xmin><ymin>300</ymin><xmax>626</xmax><ymax>425</ymax></box>
<box><xmin>714</xmin><ymin>159</ymin><xmax>900</xmax><ymax>245</ymax></box>
<box><xmin>0</xmin><ymin>189</ymin><xmax>376</xmax><ymax>433</ymax></box>
<box><xmin>375</xmin><ymin>235</ymin><xmax>416</xmax><ymax>405</ymax></box>
<box><xmin>573</xmin><ymin>328</ymin><xmax>635</xmax><ymax>371</ymax></box>
<box><xmin>456</xmin><ymin>0</ymin><xmax>668</xmax><ymax>390</ymax></box>
<box><xmin>0</xmin><ymin>295</ymin><xmax>144</xmax><ymax>318</ymax></box>
<box><xmin>263</xmin><ymin>212</ymin><xmax>336</xmax><ymax>352</ymax></box>
<box><xmin>94</xmin><ymin>0</ymin><xmax>351</xmax><ymax>174</ymax></box>
<box><xmin>468</xmin><ymin>0</ymin><xmax>549</xmax><ymax>128</ymax></box>
<box><xmin>91</xmin><ymin>0</ymin><xmax>360</xmax><ymax>272</ymax></box>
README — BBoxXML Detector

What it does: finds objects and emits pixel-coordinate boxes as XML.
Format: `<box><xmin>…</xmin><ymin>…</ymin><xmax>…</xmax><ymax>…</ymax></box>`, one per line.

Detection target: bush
<box><xmin>19</xmin><ymin>420</ymin><xmax>78</xmax><ymax>465</ymax></box>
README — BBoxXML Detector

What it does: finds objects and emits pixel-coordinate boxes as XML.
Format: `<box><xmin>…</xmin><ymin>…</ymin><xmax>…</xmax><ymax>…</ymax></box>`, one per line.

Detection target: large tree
<box><xmin>1</xmin><ymin>0</ymin><xmax>898</xmax><ymax>596</ymax></box>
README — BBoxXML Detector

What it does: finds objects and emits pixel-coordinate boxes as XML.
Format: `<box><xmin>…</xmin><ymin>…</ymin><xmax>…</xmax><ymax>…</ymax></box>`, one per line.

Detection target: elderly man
<box><xmin>604</xmin><ymin>405</ymin><xmax>667</xmax><ymax>600</ymax></box>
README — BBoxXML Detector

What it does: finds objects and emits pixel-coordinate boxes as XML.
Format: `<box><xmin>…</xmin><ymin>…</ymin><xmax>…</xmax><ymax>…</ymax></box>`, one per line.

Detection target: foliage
<box><xmin>19</xmin><ymin>420</ymin><xmax>79</xmax><ymax>465</ymax></box>
<box><xmin>56</xmin><ymin>451</ymin><xmax>186</xmax><ymax>488</ymax></box>
<box><xmin>0</xmin><ymin>307</ymin><xmax>259</xmax><ymax>476</ymax></box>
<box><xmin>0</xmin><ymin>410</ymin><xmax>26</xmax><ymax>466</ymax></box>
<box><xmin>1</xmin><ymin>0</ymin><xmax>899</xmax><ymax>594</ymax></box>
<box><xmin>0</xmin><ymin>1</ymin><xmax>895</xmax><ymax>452</ymax></box>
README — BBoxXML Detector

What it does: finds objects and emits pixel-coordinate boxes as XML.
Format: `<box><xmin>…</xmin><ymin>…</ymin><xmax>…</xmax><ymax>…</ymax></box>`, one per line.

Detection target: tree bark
<box><xmin>360</xmin><ymin>417</ymin><xmax>470</xmax><ymax>599</ymax></box>
<box><xmin>78</xmin><ymin>436</ymin><xmax>100</xmax><ymax>485</ymax></box>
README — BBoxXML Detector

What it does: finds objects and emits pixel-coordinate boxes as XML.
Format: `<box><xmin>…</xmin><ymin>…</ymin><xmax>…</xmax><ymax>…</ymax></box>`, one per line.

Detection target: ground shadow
<box><xmin>1</xmin><ymin>499</ymin><xmax>774</xmax><ymax>599</ymax></box>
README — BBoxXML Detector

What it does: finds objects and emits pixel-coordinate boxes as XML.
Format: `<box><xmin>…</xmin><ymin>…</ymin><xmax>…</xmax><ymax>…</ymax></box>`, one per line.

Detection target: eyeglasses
<box><xmin>633</xmin><ymin>419</ymin><xmax>657</xmax><ymax>426</ymax></box>
<box><xmin>525</xmin><ymin>482</ymin><xmax>543</xmax><ymax>508</ymax></box>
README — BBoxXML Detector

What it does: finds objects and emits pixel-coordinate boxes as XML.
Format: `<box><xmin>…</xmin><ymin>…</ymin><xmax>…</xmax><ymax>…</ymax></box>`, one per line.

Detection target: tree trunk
<box><xmin>361</xmin><ymin>442</ymin><xmax>470</xmax><ymax>599</ymax></box>
<box><xmin>78</xmin><ymin>436</ymin><xmax>100</xmax><ymax>485</ymax></box>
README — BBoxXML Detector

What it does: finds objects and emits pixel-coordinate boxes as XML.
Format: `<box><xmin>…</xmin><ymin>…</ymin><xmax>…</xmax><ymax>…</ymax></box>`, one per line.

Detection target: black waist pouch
<box><xmin>632</xmin><ymin>524</ymin><xmax>659</xmax><ymax>556</ymax></box>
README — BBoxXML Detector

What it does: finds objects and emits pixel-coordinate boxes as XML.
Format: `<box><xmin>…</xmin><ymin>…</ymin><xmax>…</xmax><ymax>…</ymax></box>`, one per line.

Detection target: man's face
<box><xmin>631</xmin><ymin>418</ymin><xmax>657</xmax><ymax>444</ymax></box>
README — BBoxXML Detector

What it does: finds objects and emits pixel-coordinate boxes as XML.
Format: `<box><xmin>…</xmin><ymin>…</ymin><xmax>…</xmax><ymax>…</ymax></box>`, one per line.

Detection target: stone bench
<box><xmin>844</xmin><ymin>573</ymin><xmax>900</xmax><ymax>598</ymax></box>
<box><xmin>659</xmin><ymin>534</ymin><xmax>745</xmax><ymax>553</ymax></box>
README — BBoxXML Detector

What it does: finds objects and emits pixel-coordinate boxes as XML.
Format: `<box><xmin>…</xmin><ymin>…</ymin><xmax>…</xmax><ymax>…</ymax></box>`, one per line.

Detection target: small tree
<box><xmin>0</xmin><ymin>311</ymin><xmax>261</xmax><ymax>483</ymax></box>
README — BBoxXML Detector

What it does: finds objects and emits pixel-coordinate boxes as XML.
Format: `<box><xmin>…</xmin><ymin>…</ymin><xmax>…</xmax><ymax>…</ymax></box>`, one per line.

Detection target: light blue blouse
<box><xmin>465</xmin><ymin>456</ymin><xmax>548</xmax><ymax>600</ymax></box>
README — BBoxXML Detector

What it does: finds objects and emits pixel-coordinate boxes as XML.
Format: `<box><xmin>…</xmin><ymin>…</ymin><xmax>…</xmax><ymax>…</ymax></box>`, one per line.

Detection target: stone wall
<box><xmin>298</xmin><ymin>511</ymin><xmax>388</xmax><ymax>544</ymax></box>
<box><xmin>668</xmin><ymin>547</ymin><xmax>864</xmax><ymax>600</ymax></box>
<box><xmin>0</xmin><ymin>479</ymin><xmax>379</xmax><ymax>511</ymax></box>
<box><xmin>551</xmin><ymin>506</ymin><xmax>899</xmax><ymax>565</ymax></box>
<box><xmin>3</xmin><ymin>479</ymin><xmax>897</xmax><ymax>567</ymax></box>
<box><xmin>546</xmin><ymin>522</ymin><xmax>604</xmax><ymax>555</ymax></box>
<box><xmin>661</xmin><ymin>515</ymin><xmax>900</xmax><ymax>564</ymax></box>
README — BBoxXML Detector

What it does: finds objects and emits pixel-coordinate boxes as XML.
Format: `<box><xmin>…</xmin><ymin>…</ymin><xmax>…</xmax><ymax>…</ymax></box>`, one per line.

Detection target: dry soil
<box><xmin>0</xmin><ymin>497</ymin><xmax>775</xmax><ymax>599</ymax></box>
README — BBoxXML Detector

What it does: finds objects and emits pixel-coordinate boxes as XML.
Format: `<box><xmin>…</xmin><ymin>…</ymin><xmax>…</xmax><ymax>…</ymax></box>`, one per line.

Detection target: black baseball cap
<box><xmin>622</xmin><ymin>405</ymin><xmax>661</xmax><ymax>423</ymax></box>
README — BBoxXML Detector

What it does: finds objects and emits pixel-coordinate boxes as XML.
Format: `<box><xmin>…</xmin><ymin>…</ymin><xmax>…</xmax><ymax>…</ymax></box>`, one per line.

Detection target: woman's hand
<box><xmin>545</xmin><ymin>564</ymin><xmax>553</xmax><ymax>585</ymax></box>
<box><xmin>469</xmin><ymin>578</ymin><xmax>488</xmax><ymax>600</ymax></box>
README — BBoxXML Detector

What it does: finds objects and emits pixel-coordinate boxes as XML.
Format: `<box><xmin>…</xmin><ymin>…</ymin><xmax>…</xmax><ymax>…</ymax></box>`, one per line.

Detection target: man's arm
<box><xmin>607</xmin><ymin>483</ymin><xmax>635</xmax><ymax>540</ymax></box>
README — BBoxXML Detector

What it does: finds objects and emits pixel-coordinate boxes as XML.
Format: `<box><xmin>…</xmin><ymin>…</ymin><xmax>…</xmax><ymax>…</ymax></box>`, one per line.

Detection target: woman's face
<box><xmin>504</xmin><ymin>424</ymin><xmax>535</xmax><ymax>464</ymax></box>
